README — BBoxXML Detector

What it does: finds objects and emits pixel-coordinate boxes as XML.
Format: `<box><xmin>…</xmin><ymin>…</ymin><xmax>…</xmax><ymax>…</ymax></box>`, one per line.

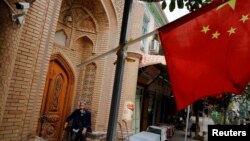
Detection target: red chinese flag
<box><xmin>159</xmin><ymin>0</ymin><xmax>250</xmax><ymax>110</ymax></box>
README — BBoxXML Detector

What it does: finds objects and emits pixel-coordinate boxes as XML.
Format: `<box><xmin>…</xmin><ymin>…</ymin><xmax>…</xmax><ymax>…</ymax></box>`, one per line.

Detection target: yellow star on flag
<box><xmin>217</xmin><ymin>0</ymin><xmax>236</xmax><ymax>10</ymax></box>
<box><xmin>240</xmin><ymin>14</ymin><xmax>249</xmax><ymax>23</ymax></box>
<box><xmin>201</xmin><ymin>26</ymin><xmax>210</xmax><ymax>34</ymax></box>
<box><xmin>227</xmin><ymin>27</ymin><xmax>236</xmax><ymax>36</ymax></box>
<box><xmin>212</xmin><ymin>31</ymin><xmax>220</xmax><ymax>39</ymax></box>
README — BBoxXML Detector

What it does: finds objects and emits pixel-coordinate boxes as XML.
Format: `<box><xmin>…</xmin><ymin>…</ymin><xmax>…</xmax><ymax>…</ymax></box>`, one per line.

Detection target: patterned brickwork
<box><xmin>81</xmin><ymin>63</ymin><xmax>96</xmax><ymax>106</ymax></box>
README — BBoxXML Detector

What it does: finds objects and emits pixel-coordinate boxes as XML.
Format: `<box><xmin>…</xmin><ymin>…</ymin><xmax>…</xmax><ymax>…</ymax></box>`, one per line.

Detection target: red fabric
<box><xmin>159</xmin><ymin>0</ymin><xmax>250</xmax><ymax>110</ymax></box>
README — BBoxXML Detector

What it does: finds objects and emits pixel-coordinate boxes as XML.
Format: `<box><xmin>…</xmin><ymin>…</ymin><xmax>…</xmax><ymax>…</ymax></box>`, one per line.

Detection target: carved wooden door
<box><xmin>38</xmin><ymin>60</ymin><xmax>71</xmax><ymax>141</ymax></box>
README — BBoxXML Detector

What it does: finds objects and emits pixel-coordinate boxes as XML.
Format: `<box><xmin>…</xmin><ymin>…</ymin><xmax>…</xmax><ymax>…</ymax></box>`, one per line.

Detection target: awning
<box><xmin>139</xmin><ymin>53</ymin><xmax>166</xmax><ymax>68</ymax></box>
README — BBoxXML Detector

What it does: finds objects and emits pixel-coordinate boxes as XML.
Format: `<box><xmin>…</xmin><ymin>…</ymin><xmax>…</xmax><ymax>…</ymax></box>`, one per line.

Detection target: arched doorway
<box><xmin>37</xmin><ymin>54</ymin><xmax>74</xmax><ymax>141</ymax></box>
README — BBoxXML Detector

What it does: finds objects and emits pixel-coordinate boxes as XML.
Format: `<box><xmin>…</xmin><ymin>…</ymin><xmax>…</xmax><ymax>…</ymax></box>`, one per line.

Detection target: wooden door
<box><xmin>37</xmin><ymin>59</ymin><xmax>73</xmax><ymax>141</ymax></box>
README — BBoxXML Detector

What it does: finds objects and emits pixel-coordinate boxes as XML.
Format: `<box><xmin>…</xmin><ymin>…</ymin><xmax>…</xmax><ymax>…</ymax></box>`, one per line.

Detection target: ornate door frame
<box><xmin>37</xmin><ymin>53</ymin><xmax>75</xmax><ymax>140</ymax></box>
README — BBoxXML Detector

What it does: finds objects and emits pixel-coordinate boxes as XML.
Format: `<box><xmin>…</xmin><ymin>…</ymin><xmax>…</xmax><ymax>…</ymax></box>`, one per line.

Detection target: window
<box><xmin>55</xmin><ymin>30</ymin><xmax>67</xmax><ymax>46</ymax></box>
<box><xmin>142</xmin><ymin>14</ymin><xmax>149</xmax><ymax>51</ymax></box>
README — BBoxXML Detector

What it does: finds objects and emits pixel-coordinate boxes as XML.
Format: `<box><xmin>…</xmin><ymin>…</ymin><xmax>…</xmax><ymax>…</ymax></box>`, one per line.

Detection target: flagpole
<box><xmin>106</xmin><ymin>0</ymin><xmax>133</xmax><ymax>141</ymax></box>
<box><xmin>185</xmin><ymin>105</ymin><xmax>191</xmax><ymax>141</ymax></box>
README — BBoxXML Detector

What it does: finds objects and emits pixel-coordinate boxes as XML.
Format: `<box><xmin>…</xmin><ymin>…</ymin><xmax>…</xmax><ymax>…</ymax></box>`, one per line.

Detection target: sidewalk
<box><xmin>170</xmin><ymin>116</ymin><xmax>215</xmax><ymax>141</ymax></box>
<box><xmin>171</xmin><ymin>130</ymin><xmax>197</xmax><ymax>141</ymax></box>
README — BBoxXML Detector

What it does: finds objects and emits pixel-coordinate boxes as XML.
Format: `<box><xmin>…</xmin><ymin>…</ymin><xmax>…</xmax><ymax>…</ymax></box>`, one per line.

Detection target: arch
<box><xmin>50</xmin><ymin>52</ymin><xmax>76</xmax><ymax>79</ymax></box>
<box><xmin>102</xmin><ymin>0</ymin><xmax>118</xmax><ymax>26</ymax></box>
<box><xmin>76</xmin><ymin>7</ymin><xmax>100</xmax><ymax>32</ymax></box>
<box><xmin>75</xmin><ymin>35</ymin><xmax>94</xmax><ymax>45</ymax></box>
<box><xmin>74</xmin><ymin>36</ymin><xmax>94</xmax><ymax>59</ymax></box>
<box><xmin>59</xmin><ymin>0</ymin><xmax>109</xmax><ymax>32</ymax></box>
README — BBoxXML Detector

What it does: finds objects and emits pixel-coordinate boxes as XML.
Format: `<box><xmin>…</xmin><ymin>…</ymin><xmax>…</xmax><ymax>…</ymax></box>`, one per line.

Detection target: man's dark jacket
<box><xmin>66</xmin><ymin>109</ymin><xmax>92</xmax><ymax>133</ymax></box>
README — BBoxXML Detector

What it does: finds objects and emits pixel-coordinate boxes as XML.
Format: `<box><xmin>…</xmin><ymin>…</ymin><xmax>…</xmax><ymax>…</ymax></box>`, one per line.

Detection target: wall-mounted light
<box><xmin>64</xmin><ymin>15</ymin><xmax>73</xmax><ymax>24</ymax></box>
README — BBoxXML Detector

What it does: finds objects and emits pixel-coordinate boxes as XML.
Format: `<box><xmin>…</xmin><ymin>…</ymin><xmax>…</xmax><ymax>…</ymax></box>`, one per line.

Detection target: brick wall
<box><xmin>0</xmin><ymin>0</ymin><xmax>63</xmax><ymax>140</ymax></box>
<box><xmin>0</xmin><ymin>0</ymin><xmax>23</xmax><ymax>128</ymax></box>
<box><xmin>21</xmin><ymin>0</ymin><xmax>63</xmax><ymax>139</ymax></box>
<box><xmin>0</xmin><ymin>0</ymin><xmax>24</xmax><ymax>140</ymax></box>
<box><xmin>52</xmin><ymin>0</ymin><xmax>115</xmax><ymax>132</ymax></box>
<box><xmin>0</xmin><ymin>0</ymin><xmax>153</xmax><ymax>140</ymax></box>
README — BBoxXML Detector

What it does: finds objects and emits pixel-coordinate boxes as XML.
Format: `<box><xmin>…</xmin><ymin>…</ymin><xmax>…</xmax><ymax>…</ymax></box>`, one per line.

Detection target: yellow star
<box><xmin>240</xmin><ymin>14</ymin><xmax>249</xmax><ymax>23</ymax></box>
<box><xmin>212</xmin><ymin>31</ymin><xmax>220</xmax><ymax>39</ymax></box>
<box><xmin>227</xmin><ymin>27</ymin><xmax>236</xmax><ymax>36</ymax></box>
<box><xmin>201</xmin><ymin>25</ymin><xmax>210</xmax><ymax>34</ymax></box>
<box><xmin>217</xmin><ymin>0</ymin><xmax>236</xmax><ymax>10</ymax></box>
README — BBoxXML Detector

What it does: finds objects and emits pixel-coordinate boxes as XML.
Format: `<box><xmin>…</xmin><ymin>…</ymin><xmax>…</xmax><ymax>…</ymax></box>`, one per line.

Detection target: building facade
<box><xmin>0</xmin><ymin>0</ymin><xmax>167</xmax><ymax>140</ymax></box>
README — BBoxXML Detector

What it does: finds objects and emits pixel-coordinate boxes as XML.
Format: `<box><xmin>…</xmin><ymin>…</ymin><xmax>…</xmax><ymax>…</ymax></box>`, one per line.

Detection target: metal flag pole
<box><xmin>106</xmin><ymin>0</ymin><xmax>133</xmax><ymax>141</ymax></box>
<box><xmin>185</xmin><ymin>105</ymin><xmax>191</xmax><ymax>141</ymax></box>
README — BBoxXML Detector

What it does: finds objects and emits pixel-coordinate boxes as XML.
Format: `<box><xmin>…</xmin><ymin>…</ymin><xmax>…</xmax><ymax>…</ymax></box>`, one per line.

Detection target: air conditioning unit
<box><xmin>149</xmin><ymin>40</ymin><xmax>160</xmax><ymax>54</ymax></box>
